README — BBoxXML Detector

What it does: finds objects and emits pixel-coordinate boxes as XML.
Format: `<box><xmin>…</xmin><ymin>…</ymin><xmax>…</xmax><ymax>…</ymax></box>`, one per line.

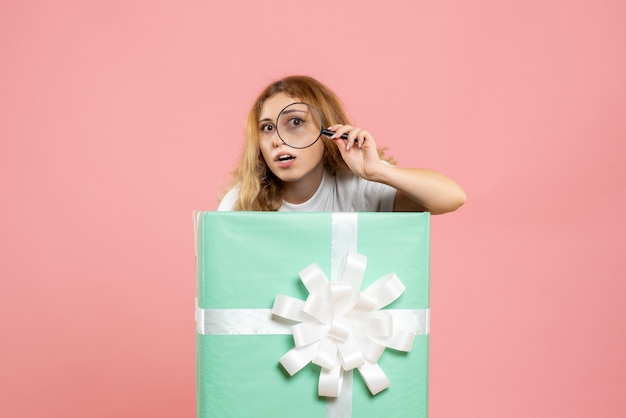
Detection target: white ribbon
<box><xmin>272</xmin><ymin>252</ymin><xmax>425</xmax><ymax>398</ymax></box>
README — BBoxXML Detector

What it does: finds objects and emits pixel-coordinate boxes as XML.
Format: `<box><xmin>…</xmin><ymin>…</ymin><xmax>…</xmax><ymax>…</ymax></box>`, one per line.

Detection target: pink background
<box><xmin>2</xmin><ymin>1</ymin><xmax>625</xmax><ymax>417</ymax></box>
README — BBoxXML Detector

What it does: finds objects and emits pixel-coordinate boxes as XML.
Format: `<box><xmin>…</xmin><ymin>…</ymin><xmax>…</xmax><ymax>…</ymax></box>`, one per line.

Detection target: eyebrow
<box><xmin>280</xmin><ymin>109</ymin><xmax>308</xmax><ymax>116</ymax></box>
<box><xmin>259</xmin><ymin>108</ymin><xmax>308</xmax><ymax>124</ymax></box>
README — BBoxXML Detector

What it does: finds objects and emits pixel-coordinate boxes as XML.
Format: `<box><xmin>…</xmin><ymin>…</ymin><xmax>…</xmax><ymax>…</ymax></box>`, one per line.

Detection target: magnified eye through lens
<box><xmin>276</xmin><ymin>103</ymin><xmax>324</xmax><ymax>149</ymax></box>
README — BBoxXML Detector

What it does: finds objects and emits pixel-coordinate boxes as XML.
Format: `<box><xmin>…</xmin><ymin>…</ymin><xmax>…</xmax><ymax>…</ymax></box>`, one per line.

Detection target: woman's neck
<box><xmin>282</xmin><ymin>164</ymin><xmax>325</xmax><ymax>204</ymax></box>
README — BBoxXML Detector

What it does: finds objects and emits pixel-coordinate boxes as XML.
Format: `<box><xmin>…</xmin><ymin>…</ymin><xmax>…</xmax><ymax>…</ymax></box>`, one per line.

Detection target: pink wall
<box><xmin>1</xmin><ymin>1</ymin><xmax>625</xmax><ymax>417</ymax></box>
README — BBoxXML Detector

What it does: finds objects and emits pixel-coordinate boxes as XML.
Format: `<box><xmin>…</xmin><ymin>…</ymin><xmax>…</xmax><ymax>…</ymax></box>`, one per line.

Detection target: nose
<box><xmin>271</xmin><ymin>130</ymin><xmax>283</xmax><ymax>148</ymax></box>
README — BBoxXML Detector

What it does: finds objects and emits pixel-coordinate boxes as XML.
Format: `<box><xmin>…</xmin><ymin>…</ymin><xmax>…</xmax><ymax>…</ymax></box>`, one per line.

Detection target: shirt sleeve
<box><xmin>217</xmin><ymin>186</ymin><xmax>240</xmax><ymax>211</ymax></box>
<box><xmin>360</xmin><ymin>179</ymin><xmax>396</xmax><ymax>212</ymax></box>
<box><xmin>337</xmin><ymin>172</ymin><xmax>396</xmax><ymax>212</ymax></box>
<box><xmin>364</xmin><ymin>160</ymin><xmax>397</xmax><ymax>212</ymax></box>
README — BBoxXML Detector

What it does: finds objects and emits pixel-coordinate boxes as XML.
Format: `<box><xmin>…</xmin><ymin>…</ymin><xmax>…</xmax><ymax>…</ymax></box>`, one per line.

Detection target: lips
<box><xmin>274</xmin><ymin>152</ymin><xmax>296</xmax><ymax>167</ymax></box>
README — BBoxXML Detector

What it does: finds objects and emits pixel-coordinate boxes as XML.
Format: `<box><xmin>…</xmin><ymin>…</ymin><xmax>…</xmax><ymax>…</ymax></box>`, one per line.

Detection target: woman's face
<box><xmin>258</xmin><ymin>92</ymin><xmax>325</xmax><ymax>192</ymax></box>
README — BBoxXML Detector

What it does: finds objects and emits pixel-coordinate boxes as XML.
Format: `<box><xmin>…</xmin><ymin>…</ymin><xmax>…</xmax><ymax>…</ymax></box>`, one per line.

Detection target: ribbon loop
<box><xmin>299</xmin><ymin>263</ymin><xmax>330</xmax><ymax>296</ymax></box>
<box><xmin>303</xmin><ymin>293</ymin><xmax>331</xmax><ymax>323</ymax></box>
<box><xmin>357</xmin><ymin>362</ymin><xmax>390</xmax><ymax>395</ymax></box>
<box><xmin>312</xmin><ymin>337</ymin><xmax>338</xmax><ymax>370</ymax></box>
<box><xmin>338</xmin><ymin>252</ymin><xmax>366</xmax><ymax>285</ymax></box>
<box><xmin>364</xmin><ymin>273</ymin><xmax>405</xmax><ymax>309</ymax></box>
<box><xmin>280</xmin><ymin>343</ymin><xmax>319</xmax><ymax>376</ymax></box>
<box><xmin>338</xmin><ymin>335</ymin><xmax>365</xmax><ymax>370</ymax></box>
<box><xmin>272</xmin><ymin>294</ymin><xmax>310</xmax><ymax>322</ymax></box>
<box><xmin>319</xmin><ymin>363</ymin><xmax>344</xmax><ymax>397</ymax></box>
<box><xmin>292</xmin><ymin>322</ymin><xmax>324</xmax><ymax>347</ymax></box>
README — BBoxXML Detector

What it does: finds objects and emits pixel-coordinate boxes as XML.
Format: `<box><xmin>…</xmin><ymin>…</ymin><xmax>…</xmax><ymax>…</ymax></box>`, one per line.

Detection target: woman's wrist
<box><xmin>363</xmin><ymin>159</ymin><xmax>395</xmax><ymax>184</ymax></box>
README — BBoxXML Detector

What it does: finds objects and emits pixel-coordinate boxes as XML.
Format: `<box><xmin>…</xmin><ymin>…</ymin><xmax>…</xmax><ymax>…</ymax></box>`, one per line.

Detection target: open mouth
<box><xmin>276</xmin><ymin>154</ymin><xmax>295</xmax><ymax>162</ymax></box>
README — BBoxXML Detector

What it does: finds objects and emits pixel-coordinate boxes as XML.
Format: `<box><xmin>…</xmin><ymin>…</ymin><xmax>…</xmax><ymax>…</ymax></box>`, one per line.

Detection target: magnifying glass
<box><xmin>275</xmin><ymin>102</ymin><xmax>349</xmax><ymax>149</ymax></box>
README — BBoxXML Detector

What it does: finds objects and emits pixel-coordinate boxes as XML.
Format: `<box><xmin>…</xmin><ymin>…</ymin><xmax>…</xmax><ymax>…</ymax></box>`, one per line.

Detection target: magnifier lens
<box><xmin>276</xmin><ymin>103</ymin><xmax>323</xmax><ymax>149</ymax></box>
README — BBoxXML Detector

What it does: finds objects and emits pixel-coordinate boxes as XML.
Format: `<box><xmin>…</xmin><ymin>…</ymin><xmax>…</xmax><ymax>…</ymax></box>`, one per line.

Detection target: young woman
<box><xmin>218</xmin><ymin>75</ymin><xmax>466</xmax><ymax>213</ymax></box>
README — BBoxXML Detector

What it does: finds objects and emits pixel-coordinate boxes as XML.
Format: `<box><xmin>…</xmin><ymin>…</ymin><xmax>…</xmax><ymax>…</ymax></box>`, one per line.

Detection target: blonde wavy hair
<box><xmin>223</xmin><ymin>75</ymin><xmax>391</xmax><ymax>211</ymax></box>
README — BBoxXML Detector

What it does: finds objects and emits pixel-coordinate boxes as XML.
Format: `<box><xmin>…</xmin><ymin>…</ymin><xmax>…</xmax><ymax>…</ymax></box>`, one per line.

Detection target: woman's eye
<box><xmin>289</xmin><ymin>118</ymin><xmax>304</xmax><ymax>127</ymax></box>
<box><xmin>260</xmin><ymin>124</ymin><xmax>275</xmax><ymax>133</ymax></box>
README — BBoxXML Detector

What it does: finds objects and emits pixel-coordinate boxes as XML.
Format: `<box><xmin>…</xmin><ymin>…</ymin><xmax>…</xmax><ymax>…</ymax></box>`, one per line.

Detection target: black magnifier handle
<box><xmin>321</xmin><ymin>129</ymin><xmax>349</xmax><ymax>140</ymax></box>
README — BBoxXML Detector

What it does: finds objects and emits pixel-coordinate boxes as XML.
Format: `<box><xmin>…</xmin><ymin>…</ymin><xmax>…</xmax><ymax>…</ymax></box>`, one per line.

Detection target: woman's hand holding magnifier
<box><xmin>326</xmin><ymin>124</ymin><xmax>386</xmax><ymax>181</ymax></box>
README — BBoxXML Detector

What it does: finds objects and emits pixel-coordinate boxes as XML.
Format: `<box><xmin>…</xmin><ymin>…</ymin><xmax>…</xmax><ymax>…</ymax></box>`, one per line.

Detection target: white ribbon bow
<box><xmin>271</xmin><ymin>252</ymin><xmax>417</xmax><ymax>397</ymax></box>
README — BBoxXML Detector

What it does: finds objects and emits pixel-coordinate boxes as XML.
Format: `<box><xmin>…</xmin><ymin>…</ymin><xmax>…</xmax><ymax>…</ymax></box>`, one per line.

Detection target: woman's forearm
<box><xmin>372</xmin><ymin>165</ymin><xmax>467</xmax><ymax>214</ymax></box>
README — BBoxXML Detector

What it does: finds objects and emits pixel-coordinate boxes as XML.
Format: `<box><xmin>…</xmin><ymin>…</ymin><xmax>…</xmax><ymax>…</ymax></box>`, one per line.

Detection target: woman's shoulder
<box><xmin>217</xmin><ymin>185</ymin><xmax>240</xmax><ymax>211</ymax></box>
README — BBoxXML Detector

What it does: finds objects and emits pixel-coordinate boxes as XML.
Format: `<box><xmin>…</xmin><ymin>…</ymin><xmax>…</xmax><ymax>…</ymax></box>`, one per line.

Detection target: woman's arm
<box><xmin>329</xmin><ymin>125</ymin><xmax>466</xmax><ymax>214</ymax></box>
<box><xmin>376</xmin><ymin>165</ymin><xmax>466</xmax><ymax>214</ymax></box>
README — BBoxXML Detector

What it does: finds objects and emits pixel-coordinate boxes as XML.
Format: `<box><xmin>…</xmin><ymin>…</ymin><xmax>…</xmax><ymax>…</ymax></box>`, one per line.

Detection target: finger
<box><xmin>330</xmin><ymin>125</ymin><xmax>353</xmax><ymax>140</ymax></box>
<box><xmin>326</xmin><ymin>124</ymin><xmax>344</xmax><ymax>132</ymax></box>
<box><xmin>347</xmin><ymin>127</ymin><xmax>367</xmax><ymax>150</ymax></box>
<box><xmin>356</xmin><ymin>130</ymin><xmax>369</xmax><ymax>148</ymax></box>
<box><xmin>330</xmin><ymin>125</ymin><xmax>357</xmax><ymax>150</ymax></box>
<box><xmin>346</xmin><ymin>128</ymin><xmax>358</xmax><ymax>150</ymax></box>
